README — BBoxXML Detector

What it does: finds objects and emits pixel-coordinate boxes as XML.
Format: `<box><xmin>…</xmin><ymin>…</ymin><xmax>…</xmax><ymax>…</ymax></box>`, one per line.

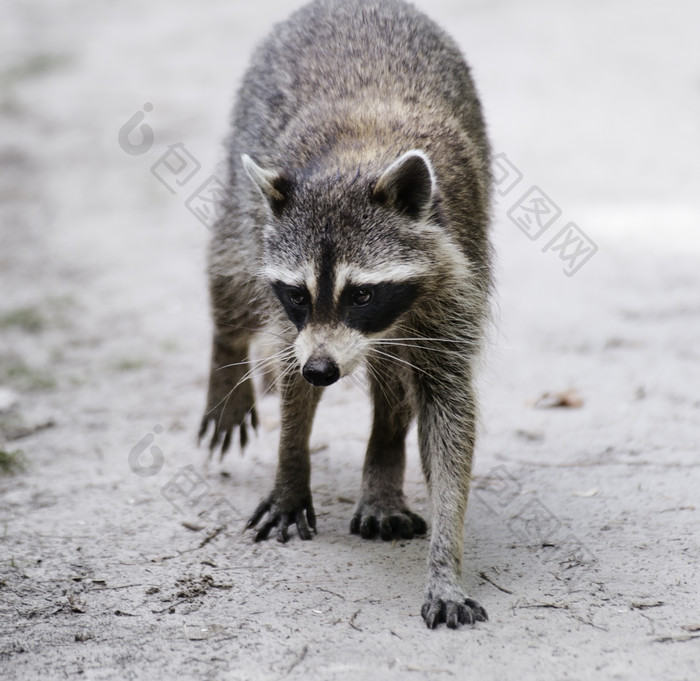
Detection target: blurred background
<box><xmin>1</xmin><ymin>1</ymin><xmax>699</xmax><ymax>678</ymax></box>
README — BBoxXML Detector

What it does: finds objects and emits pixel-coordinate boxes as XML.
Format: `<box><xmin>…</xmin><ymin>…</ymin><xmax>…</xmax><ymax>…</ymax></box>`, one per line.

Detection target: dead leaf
<box><xmin>181</xmin><ymin>521</ymin><xmax>205</xmax><ymax>532</ymax></box>
<box><xmin>682</xmin><ymin>624</ymin><xmax>700</xmax><ymax>632</ymax></box>
<box><xmin>534</xmin><ymin>390</ymin><xmax>584</xmax><ymax>409</ymax></box>
<box><xmin>67</xmin><ymin>593</ymin><xmax>86</xmax><ymax>613</ymax></box>
<box><xmin>573</xmin><ymin>488</ymin><xmax>599</xmax><ymax>498</ymax></box>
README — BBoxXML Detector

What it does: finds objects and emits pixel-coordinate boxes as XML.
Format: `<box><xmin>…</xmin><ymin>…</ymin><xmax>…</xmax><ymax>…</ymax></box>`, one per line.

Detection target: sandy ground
<box><xmin>1</xmin><ymin>0</ymin><xmax>699</xmax><ymax>679</ymax></box>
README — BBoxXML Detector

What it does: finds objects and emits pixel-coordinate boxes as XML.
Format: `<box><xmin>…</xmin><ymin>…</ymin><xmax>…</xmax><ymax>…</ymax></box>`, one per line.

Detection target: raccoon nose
<box><xmin>302</xmin><ymin>356</ymin><xmax>340</xmax><ymax>387</ymax></box>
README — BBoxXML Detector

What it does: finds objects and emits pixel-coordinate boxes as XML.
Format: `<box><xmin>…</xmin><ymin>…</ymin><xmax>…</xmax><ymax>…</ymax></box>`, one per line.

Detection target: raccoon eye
<box><xmin>288</xmin><ymin>289</ymin><xmax>309</xmax><ymax>307</ymax></box>
<box><xmin>350</xmin><ymin>288</ymin><xmax>373</xmax><ymax>306</ymax></box>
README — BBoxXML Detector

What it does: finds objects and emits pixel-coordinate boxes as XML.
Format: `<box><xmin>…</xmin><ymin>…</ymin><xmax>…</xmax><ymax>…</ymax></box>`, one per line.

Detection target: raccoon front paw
<box><xmin>421</xmin><ymin>592</ymin><xmax>488</xmax><ymax>630</ymax></box>
<box><xmin>246</xmin><ymin>490</ymin><xmax>317</xmax><ymax>543</ymax></box>
<box><xmin>350</xmin><ymin>498</ymin><xmax>427</xmax><ymax>540</ymax></box>
<box><xmin>198</xmin><ymin>377</ymin><xmax>257</xmax><ymax>459</ymax></box>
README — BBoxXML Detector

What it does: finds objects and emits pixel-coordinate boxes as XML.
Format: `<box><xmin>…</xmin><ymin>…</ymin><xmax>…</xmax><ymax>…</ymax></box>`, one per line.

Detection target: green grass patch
<box><xmin>0</xmin><ymin>306</ymin><xmax>45</xmax><ymax>333</ymax></box>
<box><xmin>0</xmin><ymin>53</ymin><xmax>73</xmax><ymax>86</ymax></box>
<box><xmin>0</xmin><ymin>357</ymin><xmax>56</xmax><ymax>391</ymax></box>
<box><xmin>112</xmin><ymin>358</ymin><xmax>148</xmax><ymax>372</ymax></box>
<box><xmin>0</xmin><ymin>448</ymin><xmax>27</xmax><ymax>475</ymax></box>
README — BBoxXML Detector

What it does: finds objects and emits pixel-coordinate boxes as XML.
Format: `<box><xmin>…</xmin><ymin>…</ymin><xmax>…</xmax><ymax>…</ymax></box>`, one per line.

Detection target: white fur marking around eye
<box><xmin>260</xmin><ymin>262</ymin><xmax>318</xmax><ymax>298</ymax></box>
<box><xmin>332</xmin><ymin>261</ymin><xmax>428</xmax><ymax>302</ymax></box>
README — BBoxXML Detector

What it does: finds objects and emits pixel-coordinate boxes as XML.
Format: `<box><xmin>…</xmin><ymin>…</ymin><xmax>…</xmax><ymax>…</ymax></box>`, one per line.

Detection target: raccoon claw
<box><xmin>421</xmin><ymin>595</ymin><xmax>488</xmax><ymax>630</ymax></box>
<box><xmin>198</xmin><ymin>406</ymin><xmax>258</xmax><ymax>460</ymax></box>
<box><xmin>350</xmin><ymin>507</ymin><xmax>427</xmax><ymax>540</ymax></box>
<box><xmin>247</xmin><ymin>494</ymin><xmax>316</xmax><ymax>543</ymax></box>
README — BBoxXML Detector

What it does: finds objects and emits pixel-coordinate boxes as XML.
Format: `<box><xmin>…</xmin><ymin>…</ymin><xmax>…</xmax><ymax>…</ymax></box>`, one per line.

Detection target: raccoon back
<box><xmin>222</xmin><ymin>0</ymin><xmax>492</xmax><ymax>293</ymax></box>
<box><xmin>231</xmin><ymin>0</ymin><xmax>488</xmax><ymax>168</ymax></box>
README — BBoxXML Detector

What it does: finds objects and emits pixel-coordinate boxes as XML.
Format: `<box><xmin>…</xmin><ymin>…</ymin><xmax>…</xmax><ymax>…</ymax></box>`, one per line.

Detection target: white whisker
<box><xmin>363</xmin><ymin>358</ymin><xmax>399</xmax><ymax>405</ymax></box>
<box><xmin>371</xmin><ymin>340</ymin><xmax>465</xmax><ymax>356</ymax></box>
<box><xmin>367</xmin><ymin>347</ymin><xmax>429</xmax><ymax>377</ymax></box>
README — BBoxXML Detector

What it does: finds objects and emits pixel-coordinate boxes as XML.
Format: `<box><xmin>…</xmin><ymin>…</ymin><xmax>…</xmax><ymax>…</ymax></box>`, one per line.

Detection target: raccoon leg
<box><xmin>350</xmin><ymin>356</ymin><xmax>426</xmax><ymax>540</ymax></box>
<box><xmin>247</xmin><ymin>367</ymin><xmax>322</xmax><ymax>543</ymax></box>
<box><xmin>415</xmin><ymin>360</ymin><xmax>488</xmax><ymax>629</ymax></box>
<box><xmin>199</xmin><ymin>274</ymin><xmax>260</xmax><ymax>458</ymax></box>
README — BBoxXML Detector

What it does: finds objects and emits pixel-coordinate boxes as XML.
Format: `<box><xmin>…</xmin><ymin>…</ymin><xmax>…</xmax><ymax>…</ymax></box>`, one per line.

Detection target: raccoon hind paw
<box><xmin>421</xmin><ymin>595</ymin><xmax>488</xmax><ymax>630</ymax></box>
<box><xmin>350</xmin><ymin>507</ymin><xmax>427</xmax><ymax>541</ymax></box>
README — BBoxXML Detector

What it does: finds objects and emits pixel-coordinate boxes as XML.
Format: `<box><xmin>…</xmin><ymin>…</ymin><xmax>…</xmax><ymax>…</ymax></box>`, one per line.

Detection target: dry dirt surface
<box><xmin>1</xmin><ymin>1</ymin><xmax>699</xmax><ymax>679</ymax></box>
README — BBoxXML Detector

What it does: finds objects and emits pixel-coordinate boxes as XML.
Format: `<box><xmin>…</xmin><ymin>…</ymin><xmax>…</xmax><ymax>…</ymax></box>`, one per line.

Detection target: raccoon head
<box><xmin>242</xmin><ymin>149</ymin><xmax>437</xmax><ymax>387</ymax></box>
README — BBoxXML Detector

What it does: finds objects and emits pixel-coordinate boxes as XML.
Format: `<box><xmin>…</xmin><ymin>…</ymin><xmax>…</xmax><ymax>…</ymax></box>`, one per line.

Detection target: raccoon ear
<box><xmin>241</xmin><ymin>154</ymin><xmax>290</xmax><ymax>214</ymax></box>
<box><xmin>372</xmin><ymin>150</ymin><xmax>436</xmax><ymax>220</ymax></box>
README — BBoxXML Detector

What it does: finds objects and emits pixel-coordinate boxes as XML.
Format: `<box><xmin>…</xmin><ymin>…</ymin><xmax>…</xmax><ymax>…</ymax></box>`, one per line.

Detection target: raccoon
<box><xmin>199</xmin><ymin>0</ymin><xmax>493</xmax><ymax>629</ymax></box>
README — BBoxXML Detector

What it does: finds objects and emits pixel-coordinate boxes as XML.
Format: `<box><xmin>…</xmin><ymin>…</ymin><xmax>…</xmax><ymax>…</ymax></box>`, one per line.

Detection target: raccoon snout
<box><xmin>302</xmin><ymin>356</ymin><xmax>340</xmax><ymax>387</ymax></box>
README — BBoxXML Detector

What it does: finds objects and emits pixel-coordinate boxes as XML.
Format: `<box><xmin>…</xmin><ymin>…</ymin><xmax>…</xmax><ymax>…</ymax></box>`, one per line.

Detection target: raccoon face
<box><xmin>243</xmin><ymin>150</ymin><xmax>435</xmax><ymax>386</ymax></box>
<box><xmin>270</xmin><ymin>272</ymin><xmax>423</xmax><ymax>386</ymax></box>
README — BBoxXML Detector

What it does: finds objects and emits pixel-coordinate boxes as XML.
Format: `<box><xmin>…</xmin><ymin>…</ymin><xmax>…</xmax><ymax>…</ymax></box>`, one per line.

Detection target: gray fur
<box><xmin>200</xmin><ymin>0</ymin><xmax>493</xmax><ymax>629</ymax></box>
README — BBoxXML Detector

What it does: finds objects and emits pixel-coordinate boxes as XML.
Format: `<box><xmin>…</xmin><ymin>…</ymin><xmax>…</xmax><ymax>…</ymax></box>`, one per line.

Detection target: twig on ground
<box><xmin>285</xmin><ymin>644</ymin><xmax>309</xmax><ymax>675</ymax></box>
<box><xmin>349</xmin><ymin>609</ymin><xmax>362</xmax><ymax>632</ymax></box>
<box><xmin>479</xmin><ymin>571</ymin><xmax>514</xmax><ymax>594</ymax></box>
